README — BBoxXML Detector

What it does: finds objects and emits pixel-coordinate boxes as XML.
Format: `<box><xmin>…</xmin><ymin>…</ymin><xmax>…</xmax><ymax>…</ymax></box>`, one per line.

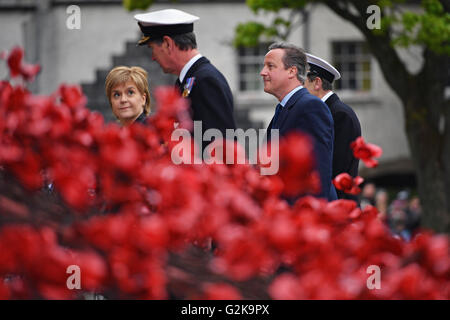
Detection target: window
<box><xmin>237</xmin><ymin>43</ymin><xmax>269</xmax><ymax>92</ymax></box>
<box><xmin>332</xmin><ymin>41</ymin><xmax>372</xmax><ymax>91</ymax></box>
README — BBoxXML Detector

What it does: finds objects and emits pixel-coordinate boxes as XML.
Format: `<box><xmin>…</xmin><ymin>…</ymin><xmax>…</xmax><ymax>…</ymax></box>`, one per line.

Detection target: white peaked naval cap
<box><xmin>134</xmin><ymin>9</ymin><xmax>200</xmax><ymax>45</ymax></box>
<box><xmin>134</xmin><ymin>9</ymin><xmax>199</xmax><ymax>26</ymax></box>
<box><xmin>306</xmin><ymin>53</ymin><xmax>341</xmax><ymax>82</ymax></box>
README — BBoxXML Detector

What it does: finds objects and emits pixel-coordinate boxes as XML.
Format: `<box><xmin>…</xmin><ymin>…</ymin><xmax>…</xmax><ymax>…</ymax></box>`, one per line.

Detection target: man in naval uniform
<box><xmin>304</xmin><ymin>53</ymin><xmax>362</xmax><ymax>202</ymax></box>
<box><xmin>134</xmin><ymin>9</ymin><xmax>236</xmax><ymax>147</ymax></box>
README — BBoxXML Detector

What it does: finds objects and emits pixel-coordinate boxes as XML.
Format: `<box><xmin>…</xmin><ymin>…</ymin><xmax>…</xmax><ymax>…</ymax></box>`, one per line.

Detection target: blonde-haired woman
<box><xmin>105</xmin><ymin>66</ymin><xmax>151</xmax><ymax>126</ymax></box>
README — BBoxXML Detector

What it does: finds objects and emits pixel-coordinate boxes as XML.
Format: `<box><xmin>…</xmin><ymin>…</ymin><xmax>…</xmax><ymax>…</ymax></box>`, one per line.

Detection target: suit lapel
<box><xmin>324</xmin><ymin>93</ymin><xmax>338</xmax><ymax>114</ymax></box>
<box><xmin>325</xmin><ymin>93</ymin><xmax>338</xmax><ymax>106</ymax></box>
<box><xmin>181</xmin><ymin>57</ymin><xmax>208</xmax><ymax>87</ymax></box>
<box><xmin>175</xmin><ymin>78</ymin><xmax>183</xmax><ymax>94</ymax></box>
<box><xmin>275</xmin><ymin>88</ymin><xmax>308</xmax><ymax>130</ymax></box>
<box><xmin>177</xmin><ymin>57</ymin><xmax>208</xmax><ymax>97</ymax></box>
<box><xmin>267</xmin><ymin>116</ymin><xmax>276</xmax><ymax>133</ymax></box>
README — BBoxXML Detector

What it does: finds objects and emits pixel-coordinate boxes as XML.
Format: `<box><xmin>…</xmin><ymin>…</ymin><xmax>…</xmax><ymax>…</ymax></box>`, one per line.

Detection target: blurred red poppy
<box><xmin>333</xmin><ymin>173</ymin><xmax>364</xmax><ymax>195</ymax></box>
<box><xmin>351</xmin><ymin>137</ymin><xmax>382</xmax><ymax>168</ymax></box>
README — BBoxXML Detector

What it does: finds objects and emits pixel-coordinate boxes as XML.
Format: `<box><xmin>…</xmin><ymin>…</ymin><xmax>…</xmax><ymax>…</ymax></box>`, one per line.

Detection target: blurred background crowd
<box><xmin>359</xmin><ymin>182</ymin><xmax>422</xmax><ymax>241</ymax></box>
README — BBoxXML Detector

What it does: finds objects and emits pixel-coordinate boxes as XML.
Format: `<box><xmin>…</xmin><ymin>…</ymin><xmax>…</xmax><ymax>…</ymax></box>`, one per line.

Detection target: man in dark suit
<box><xmin>304</xmin><ymin>53</ymin><xmax>362</xmax><ymax>201</ymax></box>
<box><xmin>261</xmin><ymin>42</ymin><xmax>337</xmax><ymax>201</ymax></box>
<box><xmin>134</xmin><ymin>9</ymin><xmax>236</xmax><ymax>141</ymax></box>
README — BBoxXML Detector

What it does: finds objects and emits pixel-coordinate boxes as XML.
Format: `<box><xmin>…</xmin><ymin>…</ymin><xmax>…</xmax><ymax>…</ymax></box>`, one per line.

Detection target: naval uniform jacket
<box><xmin>324</xmin><ymin>93</ymin><xmax>361</xmax><ymax>201</ymax></box>
<box><xmin>268</xmin><ymin>87</ymin><xmax>337</xmax><ymax>201</ymax></box>
<box><xmin>176</xmin><ymin>57</ymin><xmax>236</xmax><ymax>143</ymax></box>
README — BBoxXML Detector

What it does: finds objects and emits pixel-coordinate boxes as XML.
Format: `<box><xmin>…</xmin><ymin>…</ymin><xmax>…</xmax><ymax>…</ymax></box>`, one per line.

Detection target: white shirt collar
<box><xmin>280</xmin><ymin>85</ymin><xmax>303</xmax><ymax>107</ymax></box>
<box><xmin>321</xmin><ymin>91</ymin><xmax>334</xmax><ymax>102</ymax></box>
<box><xmin>179</xmin><ymin>53</ymin><xmax>202</xmax><ymax>83</ymax></box>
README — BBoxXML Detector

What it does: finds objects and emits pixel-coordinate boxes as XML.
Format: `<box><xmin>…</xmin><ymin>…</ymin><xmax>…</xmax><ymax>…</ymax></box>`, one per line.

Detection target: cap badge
<box><xmin>137</xmin><ymin>35</ymin><xmax>151</xmax><ymax>46</ymax></box>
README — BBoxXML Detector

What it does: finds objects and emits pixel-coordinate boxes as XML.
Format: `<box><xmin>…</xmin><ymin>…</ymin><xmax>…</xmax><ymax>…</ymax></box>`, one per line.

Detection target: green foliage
<box><xmin>374</xmin><ymin>15</ymin><xmax>393</xmax><ymax>36</ymax></box>
<box><xmin>417</xmin><ymin>8</ymin><xmax>450</xmax><ymax>55</ymax></box>
<box><xmin>273</xmin><ymin>17</ymin><xmax>291</xmax><ymax>29</ymax></box>
<box><xmin>389</xmin><ymin>0</ymin><xmax>450</xmax><ymax>55</ymax></box>
<box><xmin>123</xmin><ymin>0</ymin><xmax>154</xmax><ymax>11</ymax></box>
<box><xmin>402</xmin><ymin>11</ymin><xmax>420</xmax><ymax>32</ymax></box>
<box><xmin>234</xmin><ymin>16</ymin><xmax>295</xmax><ymax>48</ymax></box>
<box><xmin>234</xmin><ymin>22</ymin><xmax>268</xmax><ymax>47</ymax></box>
<box><xmin>240</xmin><ymin>0</ymin><xmax>449</xmax><ymax>55</ymax></box>
<box><xmin>376</xmin><ymin>0</ymin><xmax>408</xmax><ymax>9</ymax></box>
<box><xmin>422</xmin><ymin>0</ymin><xmax>444</xmax><ymax>14</ymax></box>
<box><xmin>377</xmin><ymin>0</ymin><xmax>394</xmax><ymax>9</ymax></box>
<box><xmin>247</xmin><ymin>0</ymin><xmax>307</xmax><ymax>13</ymax></box>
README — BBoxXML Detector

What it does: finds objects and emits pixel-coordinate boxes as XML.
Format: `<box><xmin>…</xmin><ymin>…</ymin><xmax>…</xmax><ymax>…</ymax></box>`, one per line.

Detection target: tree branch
<box><xmin>322</xmin><ymin>0</ymin><xmax>411</xmax><ymax>102</ymax></box>
<box><xmin>440</xmin><ymin>0</ymin><xmax>450</xmax><ymax>13</ymax></box>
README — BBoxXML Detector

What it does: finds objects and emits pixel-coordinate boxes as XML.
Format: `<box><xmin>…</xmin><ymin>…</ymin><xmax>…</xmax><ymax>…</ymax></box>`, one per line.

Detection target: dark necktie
<box><xmin>272</xmin><ymin>103</ymin><xmax>283</xmax><ymax>127</ymax></box>
<box><xmin>175</xmin><ymin>78</ymin><xmax>183</xmax><ymax>93</ymax></box>
<box><xmin>267</xmin><ymin>103</ymin><xmax>283</xmax><ymax>141</ymax></box>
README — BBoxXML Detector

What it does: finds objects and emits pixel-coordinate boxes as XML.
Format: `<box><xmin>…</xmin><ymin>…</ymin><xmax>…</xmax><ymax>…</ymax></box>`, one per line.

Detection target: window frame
<box><xmin>331</xmin><ymin>40</ymin><xmax>373</xmax><ymax>93</ymax></box>
<box><xmin>236</xmin><ymin>43</ymin><xmax>271</xmax><ymax>93</ymax></box>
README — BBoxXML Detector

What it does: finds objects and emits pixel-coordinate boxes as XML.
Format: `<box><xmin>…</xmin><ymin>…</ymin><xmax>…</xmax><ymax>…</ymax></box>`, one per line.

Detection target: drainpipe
<box><xmin>26</xmin><ymin>0</ymin><xmax>50</xmax><ymax>93</ymax></box>
<box><xmin>303</xmin><ymin>9</ymin><xmax>310</xmax><ymax>52</ymax></box>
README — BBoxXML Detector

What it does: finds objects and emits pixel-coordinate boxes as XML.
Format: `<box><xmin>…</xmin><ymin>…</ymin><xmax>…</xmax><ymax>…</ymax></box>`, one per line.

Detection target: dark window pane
<box><xmin>348</xmin><ymin>63</ymin><xmax>356</xmax><ymax>72</ymax></box>
<box><xmin>333</xmin><ymin>43</ymin><xmax>341</xmax><ymax>55</ymax></box>
<box><xmin>348</xmin><ymin>43</ymin><xmax>355</xmax><ymax>54</ymax></box>
<box><xmin>334</xmin><ymin>62</ymin><xmax>341</xmax><ymax>71</ymax></box>
<box><xmin>362</xmin><ymin>42</ymin><xmax>370</xmax><ymax>54</ymax></box>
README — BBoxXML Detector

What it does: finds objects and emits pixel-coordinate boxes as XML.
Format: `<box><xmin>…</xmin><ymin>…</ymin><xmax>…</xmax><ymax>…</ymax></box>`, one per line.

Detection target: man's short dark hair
<box><xmin>268</xmin><ymin>42</ymin><xmax>307</xmax><ymax>83</ymax></box>
<box><xmin>307</xmin><ymin>72</ymin><xmax>333</xmax><ymax>91</ymax></box>
<box><xmin>150</xmin><ymin>32</ymin><xmax>197</xmax><ymax>51</ymax></box>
